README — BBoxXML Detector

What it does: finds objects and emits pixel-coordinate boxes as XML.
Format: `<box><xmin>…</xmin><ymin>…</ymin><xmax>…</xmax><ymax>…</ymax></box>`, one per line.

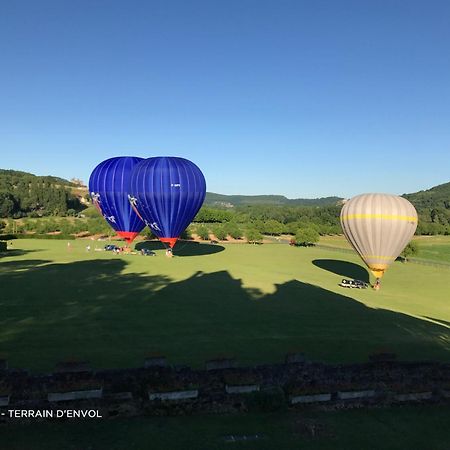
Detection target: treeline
<box><xmin>0</xmin><ymin>216</ymin><xmax>110</xmax><ymax>237</ymax></box>
<box><xmin>196</xmin><ymin>198</ymin><xmax>450</xmax><ymax>236</ymax></box>
<box><xmin>416</xmin><ymin>204</ymin><xmax>450</xmax><ymax>236</ymax></box>
<box><xmin>0</xmin><ymin>203</ymin><xmax>329</xmax><ymax>245</ymax></box>
<box><xmin>2</xmin><ymin>203</ymin><xmax>450</xmax><ymax>240</ymax></box>
<box><xmin>415</xmin><ymin>213</ymin><xmax>450</xmax><ymax>235</ymax></box>
<box><xmin>181</xmin><ymin>205</ymin><xmax>339</xmax><ymax>244</ymax></box>
<box><xmin>204</xmin><ymin>192</ymin><xmax>342</xmax><ymax>207</ymax></box>
<box><xmin>194</xmin><ymin>205</ymin><xmax>342</xmax><ymax>235</ymax></box>
<box><xmin>0</xmin><ymin>169</ymin><xmax>83</xmax><ymax>218</ymax></box>
<box><xmin>1</xmin><ymin>168</ymin><xmax>449</xmax><ymax>237</ymax></box>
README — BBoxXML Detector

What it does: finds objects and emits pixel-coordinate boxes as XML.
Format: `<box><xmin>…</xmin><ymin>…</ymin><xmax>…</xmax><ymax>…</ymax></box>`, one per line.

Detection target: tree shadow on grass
<box><xmin>0</xmin><ymin>248</ymin><xmax>44</xmax><ymax>259</ymax></box>
<box><xmin>0</xmin><ymin>259</ymin><xmax>50</xmax><ymax>274</ymax></box>
<box><xmin>312</xmin><ymin>259</ymin><xmax>370</xmax><ymax>283</ymax></box>
<box><xmin>0</xmin><ymin>259</ymin><xmax>449</xmax><ymax>371</ymax></box>
<box><xmin>135</xmin><ymin>240</ymin><xmax>225</xmax><ymax>257</ymax></box>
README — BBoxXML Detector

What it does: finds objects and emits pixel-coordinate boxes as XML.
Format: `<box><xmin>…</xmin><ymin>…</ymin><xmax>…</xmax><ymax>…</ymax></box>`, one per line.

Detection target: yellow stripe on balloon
<box><xmin>363</xmin><ymin>255</ymin><xmax>396</xmax><ymax>260</ymax></box>
<box><xmin>341</xmin><ymin>213</ymin><xmax>418</xmax><ymax>222</ymax></box>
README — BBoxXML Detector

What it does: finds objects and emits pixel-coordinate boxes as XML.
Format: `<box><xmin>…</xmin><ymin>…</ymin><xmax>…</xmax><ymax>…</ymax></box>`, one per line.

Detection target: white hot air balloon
<box><xmin>340</xmin><ymin>193</ymin><xmax>418</xmax><ymax>289</ymax></box>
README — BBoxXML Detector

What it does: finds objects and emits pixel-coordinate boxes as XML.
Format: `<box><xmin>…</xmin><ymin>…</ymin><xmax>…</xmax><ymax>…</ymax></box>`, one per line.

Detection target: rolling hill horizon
<box><xmin>1</xmin><ymin>168</ymin><xmax>449</xmax><ymax>209</ymax></box>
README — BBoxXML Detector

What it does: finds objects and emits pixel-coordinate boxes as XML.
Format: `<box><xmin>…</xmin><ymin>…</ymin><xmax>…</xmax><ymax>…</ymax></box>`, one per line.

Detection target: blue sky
<box><xmin>1</xmin><ymin>0</ymin><xmax>449</xmax><ymax>198</ymax></box>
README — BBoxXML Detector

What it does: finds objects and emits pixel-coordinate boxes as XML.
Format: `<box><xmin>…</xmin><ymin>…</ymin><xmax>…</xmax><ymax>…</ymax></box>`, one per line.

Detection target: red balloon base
<box><xmin>116</xmin><ymin>231</ymin><xmax>140</xmax><ymax>244</ymax></box>
<box><xmin>159</xmin><ymin>237</ymin><xmax>178</xmax><ymax>248</ymax></box>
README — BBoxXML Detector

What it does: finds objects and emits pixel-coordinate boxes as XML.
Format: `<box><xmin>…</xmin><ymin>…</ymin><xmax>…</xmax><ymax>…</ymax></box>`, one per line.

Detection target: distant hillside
<box><xmin>0</xmin><ymin>169</ymin><xmax>75</xmax><ymax>187</ymax></box>
<box><xmin>1</xmin><ymin>167</ymin><xmax>449</xmax><ymax>234</ymax></box>
<box><xmin>403</xmin><ymin>181</ymin><xmax>450</xmax><ymax>234</ymax></box>
<box><xmin>205</xmin><ymin>192</ymin><xmax>343</xmax><ymax>207</ymax></box>
<box><xmin>403</xmin><ymin>181</ymin><xmax>450</xmax><ymax>210</ymax></box>
<box><xmin>0</xmin><ymin>169</ymin><xmax>82</xmax><ymax>218</ymax></box>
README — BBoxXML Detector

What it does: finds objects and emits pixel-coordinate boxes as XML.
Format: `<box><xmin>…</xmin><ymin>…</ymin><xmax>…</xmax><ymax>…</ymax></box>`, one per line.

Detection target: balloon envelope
<box><xmin>130</xmin><ymin>156</ymin><xmax>206</xmax><ymax>248</ymax></box>
<box><xmin>340</xmin><ymin>193</ymin><xmax>418</xmax><ymax>278</ymax></box>
<box><xmin>89</xmin><ymin>156</ymin><xmax>146</xmax><ymax>244</ymax></box>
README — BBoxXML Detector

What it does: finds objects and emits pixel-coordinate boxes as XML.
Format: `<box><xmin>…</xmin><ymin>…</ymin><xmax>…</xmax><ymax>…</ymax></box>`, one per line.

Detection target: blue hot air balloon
<box><xmin>89</xmin><ymin>156</ymin><xmax>146</xmax><ymax>244</ymax></box>
<box><xmin>129</xmin><ymin>157</ymin><xmax>206</xmax><ymax>248</ymax></box>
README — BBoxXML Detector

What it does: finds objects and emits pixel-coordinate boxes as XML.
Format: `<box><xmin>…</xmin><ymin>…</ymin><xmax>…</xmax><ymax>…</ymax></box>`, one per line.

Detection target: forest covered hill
<box><xmin>0</xmin><ymin>169</ymin><xmax>84</xmax><ymax>218</ymax></box>
<box><xmin>403</xmin><ymin>181</ymin><xmax>450</xmax><ymax>234</ymax></box>
<box><xmin>0</xmin><ymin>168</ymin><xmax>449</xmax><ymax>235</ymax></box>
<box><xmin>204</xmin><ymin>192</ymin><xmax>343</xmax><ymax>207</ymax></box>
<box><xmin>403</xmin><ymin>181</ymin><xmax>450</xmax><ymax>209</ymax></box>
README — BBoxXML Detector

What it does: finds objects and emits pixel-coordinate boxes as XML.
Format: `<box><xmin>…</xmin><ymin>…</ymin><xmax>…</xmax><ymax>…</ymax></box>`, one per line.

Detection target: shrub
<box><xmin>262</xmin><ymin>220</ymin><xmax>284</xmax><ymax>235</ymax></box>
<box><xmin>294</xmin><ymin>228</ymin><xmax>319</xmax><ymax>246</ymax></box>
<box><xmin>82</xmin><ymin>207</ymin><xmax>102</xmax><ymax>218</ymax></box>
<box><xmin>225</xmin><ymin>222</ymin><xmax>243</xmax><ymax>239</ymax></box>
<box><xmin>196</xmin><ymin>225</ymin><xmax>210</xmax><ymax>240</ymax></box>
<box><xmin>400</xmin><ymin>241</ymin><xmax>419</xmax><ymax>261</ymax></box>
<box><xmin>246</xmin><ymin>228</ymin><xmax>263</xmax><ymax>244</ymax></box>
<box><xmin>180</xmin><ymin>229</ymin><xmax>192</xmax><ymax>240</ymax></box>
<box><xmin>212</xmin><ymin>225</ymin><xmax>227</xmax><ymax>241</ymax></box>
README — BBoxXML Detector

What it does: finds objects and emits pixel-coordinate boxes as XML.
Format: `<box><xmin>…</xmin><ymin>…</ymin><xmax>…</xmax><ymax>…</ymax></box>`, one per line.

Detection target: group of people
<box><xmin>67</xmin><ymin>241</ymin><xmax>174</xmax><ymax>257</ymax></box>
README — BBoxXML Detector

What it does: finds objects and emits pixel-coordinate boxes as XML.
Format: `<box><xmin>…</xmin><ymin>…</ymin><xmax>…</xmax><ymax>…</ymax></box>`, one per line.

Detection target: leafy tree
<box><xmin>0</xmin><ymin>169</ymin><xmax>81</xmax><ymax>218</ymax></box>
<box><xmin>194</xmin><ymin>207</ymin><xmax>233</xmax><ymax>223</ymax></box>
<box><xmin>400</xmin><ymin>241</ymin><xmax>419</xmax><ymax>261</ymax></box>
<box><xmin>4</xmin><ymin>219</ymin><xmax>14</xmax><ymax>233</ymax></box>
<box><xmin>21</xmin><ymin>218</ymin><xmax>33</xmax><ymax>232</ymax></box>
<box><xmin>294</xmin><ymin>228</ymin><xmax>320</xmax><ymax>246</ymax></box>
<box><xmin>35</xmin><ymin>220</ymin><xmax>50</xmax><ymax>234</ymax></box>
<box><xmin>141</xmin><ymin>228</ymin><xmax>156</xmax><ymax>240</ymax></box>
<box><xmin>251</xmin><ymin>220</ymin><xmax>265</xmax><ymax>232</ymax></box>
<box><xmin>262</xmin><ymin>219</ymin><xmax>284</xmax><ymax>235</ymax></box>
<box><xmin>196</xmin><ymin>225</ymin><xmax>210</xmax><ymax>240</ymax></box>
<box><xmin>180</xmin><ymin>228</ymin><xmax>192</xmax><ymax>240</ymax></box>
<box><xmin>212</xmin><ymin>225</ymin><xmax>227</xmax><ymax>240</ymax></box>
<box><xmin>72</xmin><ymin>220</ymin><xmax>89</xmax><ymax>234</ymax></box>
<box><xmin>59</xmin><ymin>218</ymin><xmax>74</xmax><ymax>235</ymax></box>
<box><xmin>82</xmin><ymin>207</ymin><xmax>101</xmax><ymax>218</ymax></box>
<box><xmin>246</xmin><ymin>228</ymin><xmax>263</xmax><ymax>244</ymax></box>
<box><xmin>86</xmin><ymin>217</ymin><xmax>112</xmax><ymax>235</ymax></box>
<box><xmin>0</xmin><ymin>193</ymin><xmax>16</xmax><ymax>217</ymax></box>
<box><xmin>224</xmin><ymin>222</ymin><xmax>243</xmax><ymax>239</ymax></box>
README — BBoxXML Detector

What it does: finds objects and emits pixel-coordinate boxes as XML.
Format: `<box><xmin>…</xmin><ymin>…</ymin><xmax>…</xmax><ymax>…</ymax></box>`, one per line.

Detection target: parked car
<box><xmin>104</xmin><ymin>244</ymin><xmax>120</xmax><ymax>251</ymax></box>
<box><xmin>141</xmin><ymin>248</ymin><xmax>156</xmax><ymax>256</ymax></box>
<box><xmin>339</xmin><ymin>279</ymin><xmax>369</xmax><ymax>289</ymax></box>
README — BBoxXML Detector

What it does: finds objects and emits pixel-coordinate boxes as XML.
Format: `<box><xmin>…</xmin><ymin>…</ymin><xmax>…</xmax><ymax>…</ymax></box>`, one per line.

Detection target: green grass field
<box><xmin>320</xmin><ymin>234</ymin><xmax>450</xmax><ymax>263</ymax></box>
<box><xmin>1</xmin><ymin>238</ymin><xmax>449</xmax><ymax>371</ymax></box>
<box><xmin>3</xmin><ymin>407</ymin><xmax>450</xmax><ymax>450</ymax></box>
<box><xmin>413</xmin><ymin>235</ymin><xmax>450</xmax><ymax>263</ymax></box>
<box><xmin>2</xmin><ymin>238</ymin><xmax>450</xmax><ymax>449</ymax></box>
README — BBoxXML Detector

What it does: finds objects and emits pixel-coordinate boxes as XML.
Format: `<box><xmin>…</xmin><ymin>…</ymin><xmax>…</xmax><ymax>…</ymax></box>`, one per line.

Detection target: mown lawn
<box><xmin>413</xmin><ymin>235</ymin><xmax>450</xmax><ymax>263</ymax></box>
<box><xmin>2</xmin><ymin>406</ymin><xmax>450</xmax><ymax>450</ymax></box>
<box><xmin>320</xmin><ymin>234</ymin><xmax>450</xmax><ymax>263</ymax></box>
<box><xmin>1</xmin><ymin>239</ymin><xmax>449</xmax><ymax>371</ymax></box>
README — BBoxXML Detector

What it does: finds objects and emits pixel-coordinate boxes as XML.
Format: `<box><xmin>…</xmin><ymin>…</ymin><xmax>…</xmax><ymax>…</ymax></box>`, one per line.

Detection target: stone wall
<box><xmin>1</xmin><ymin>355</ymin><xmax>450</xmax><ymax>421</ymax></box>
